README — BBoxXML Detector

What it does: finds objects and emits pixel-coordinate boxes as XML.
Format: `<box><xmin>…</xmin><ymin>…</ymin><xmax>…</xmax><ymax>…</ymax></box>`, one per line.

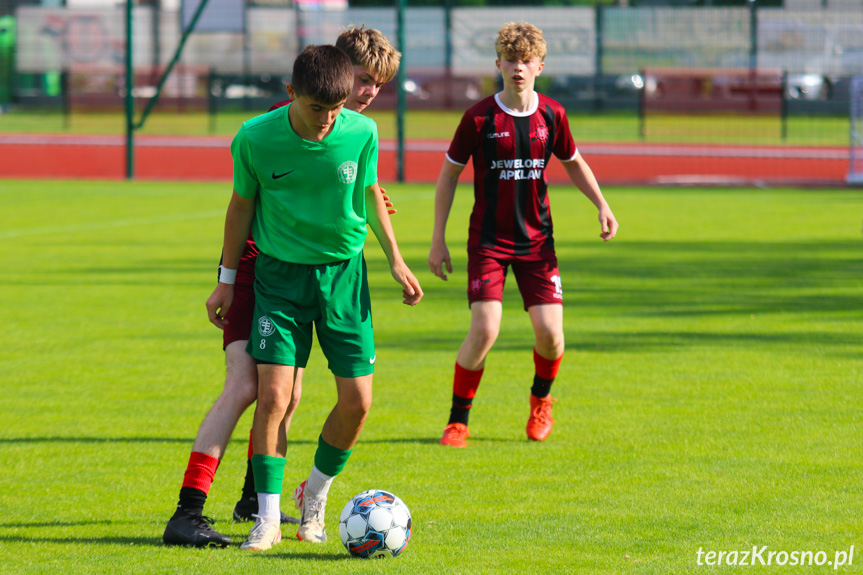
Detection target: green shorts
<box><xmin>248</xmin><ymin>251</ymin><xmax>375</xmax><ymax>378</ymax></box>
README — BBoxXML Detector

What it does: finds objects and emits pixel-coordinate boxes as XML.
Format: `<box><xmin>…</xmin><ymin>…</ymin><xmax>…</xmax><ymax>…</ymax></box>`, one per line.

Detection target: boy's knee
<box><xmin>223</xmin><ymin>369</ymin><xmax>258</xmax><ymax>408</ymax></box>
<box><xmin>356</xmin><ymin>394</ymin><xmax>373</xmax><ymax>416</ymax></box>
<box><xmin>286</xmin><ymin>393</ymin><xmax>301</xmax><ymax>413</ymax></box>
<box><xmin>469</xmin><ymin>325</ymin><xmax>499</xmax><ymax>347</ymax></box>
<box><xmin>339</xmin><ymin>395</ymin><xmax>372</xmax><ymax>422</ymax></box>
<box><xmin>536</xmin><ymin>330</ymin><xmax>564</xmax><ymax>355</ymax></box>
<box><xmin>257</xmin><ymin>381</ymin><xmax>291</xmax><ymax>411</ymax></box>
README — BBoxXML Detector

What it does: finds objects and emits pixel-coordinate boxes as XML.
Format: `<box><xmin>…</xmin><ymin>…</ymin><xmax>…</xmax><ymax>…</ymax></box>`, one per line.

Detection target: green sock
<box><xmin>313</xmin><ymin>435</ymin><xmax>352</xmax><ymax>478</ymax></box>
<box><xmin>251</xmin><ymin>454</ymin><xmax>286</xmax><ymax>494</ymax></box>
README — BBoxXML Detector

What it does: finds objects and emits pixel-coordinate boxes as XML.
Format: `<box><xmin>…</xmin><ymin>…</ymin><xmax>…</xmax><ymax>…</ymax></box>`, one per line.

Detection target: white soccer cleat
<box><xmin>240</xmin><ymin>514</ymin><xmax>282</xmax><ymax>551</ymax></box>
<box><xmin>297</xmin><ymin>495</ymin><xmax>327</xmax><ymax>543</ymax></box>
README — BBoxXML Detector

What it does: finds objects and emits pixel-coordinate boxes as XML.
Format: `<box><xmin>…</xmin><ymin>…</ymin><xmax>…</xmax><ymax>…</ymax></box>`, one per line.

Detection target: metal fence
<box><xmin>1</xmin><ymin>1</ymin><xmax>861</xmax><ymax>185</ymax></box>
<box><xmin>2</xmin><ymin>2</ymin><xmax>862</xmax><ymax>111</ymax></box>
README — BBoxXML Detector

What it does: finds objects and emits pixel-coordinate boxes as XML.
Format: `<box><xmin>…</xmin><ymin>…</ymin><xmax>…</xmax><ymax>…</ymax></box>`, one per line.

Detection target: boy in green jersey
<box><xmin>208</xmin><ymin>44</ymin><xmax>423</xmax><ymax>551</ymax></box>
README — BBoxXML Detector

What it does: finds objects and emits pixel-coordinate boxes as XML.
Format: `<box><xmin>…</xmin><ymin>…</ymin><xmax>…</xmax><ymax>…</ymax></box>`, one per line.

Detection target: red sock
<box><xmin>182</xmin><ymin>452</ymin><xmax>220</xmax><ymax>495</ymax></box>
<box><xmin>247</xmin><ymin>428</ymin><xmax>254</xmax><ymax>460</ymax></box>
<box><xmin>453</xmin><ymin>362</ymin><xmax>484</xmax><ymax>399</ymax></box>
<box><xmin>533</xmin><ymin>348</ymin><xmax>562</xmax><ymax>381</ymax></box>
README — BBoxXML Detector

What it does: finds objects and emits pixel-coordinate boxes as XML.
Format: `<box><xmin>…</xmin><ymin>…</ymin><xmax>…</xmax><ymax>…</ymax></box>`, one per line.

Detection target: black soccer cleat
<box><xmin>233</xmin><ymin>496</ymin><xmax>300</xmax><ymax>525</ymax></box>
<box><xmin>163</xmin><ymin>509</ymin><xmax>231</xmax><ymax>548</ymax></box>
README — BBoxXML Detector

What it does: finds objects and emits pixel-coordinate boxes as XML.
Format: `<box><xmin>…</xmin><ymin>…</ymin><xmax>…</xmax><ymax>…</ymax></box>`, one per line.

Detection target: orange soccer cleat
<box><xmin>439</xmin><ymin>423</ymin><xmax>470</xmax><ymax>448</ymax></box>
<box><xmin>526</xmin><ymin>395</ymin><xmax>557</xmax><ymax>441</ymax></box>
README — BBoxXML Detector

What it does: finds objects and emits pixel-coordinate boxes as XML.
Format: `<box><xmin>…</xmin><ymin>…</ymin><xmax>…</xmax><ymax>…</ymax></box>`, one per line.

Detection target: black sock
<box><xmin>531</xmin><ymin>374</ymin><xmax>554</xmax><ymax>399</ymax></box>
<box><xmin>240</xmin><ymin>458</ymin><xmax>256</xmax><ymax>500</ymax></box>
<box><xmin>448</xmin><ymin>393</ymin><xmax>473</xmax><ymax>425</ymax></box>
<box><xmin>175</xmin><ymin>486</ymin><xmax>207</xmax><ymax>517</ymax></box>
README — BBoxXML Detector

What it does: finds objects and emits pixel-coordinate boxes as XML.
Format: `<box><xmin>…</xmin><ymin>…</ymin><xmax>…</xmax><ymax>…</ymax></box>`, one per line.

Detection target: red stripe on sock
<box><xmin>182</xmin><ymin>452</ymin><xmax>220</xmax><ymax>494</ymax></box>
<box><xmin>534</xmin><ymin>348</ymin><xmax>562</xmax><ymax>381</ymax></box>
<box><xmin>453</xmin><ymin>362</ymin><xmax>483</xmax><ymax>399</ymax></box>
<box><xmin>247</xmin><ymin>428</ymin><xmax>254</xmax><ymax>460</ymax></box>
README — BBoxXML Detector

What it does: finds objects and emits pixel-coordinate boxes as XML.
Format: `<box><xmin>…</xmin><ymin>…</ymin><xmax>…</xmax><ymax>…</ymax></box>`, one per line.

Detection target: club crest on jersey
<box><xmin>337</xmin><ymin>161</ymin><xmax>358</xmax><ymax>184</ymax></box>
<box><xmin>530</xmin><ymin>125</ymin><xmax>549</xmax><ymax>142</ymax></box>
<box><xmin>258</xmin><ymin>316</ymin><xmax>276</xmax><ymax>337</ymax></box>
<box><xmin>470</xmin><ymin>274</ymin><xmax>491</xmax><ymax>294</ymax></box>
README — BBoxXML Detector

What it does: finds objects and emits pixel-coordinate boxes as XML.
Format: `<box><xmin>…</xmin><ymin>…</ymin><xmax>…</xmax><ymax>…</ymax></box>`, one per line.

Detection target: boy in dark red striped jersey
<box><xmin>428</xmin><ymin>21</ymin><xmax>618</xmax><ymax>448</ymax></box>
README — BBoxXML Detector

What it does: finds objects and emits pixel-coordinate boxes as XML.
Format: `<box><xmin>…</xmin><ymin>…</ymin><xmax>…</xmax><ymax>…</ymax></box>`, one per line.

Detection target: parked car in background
<box><xmin>547</xmin><ymin>74</ymin><xmax>643</xmax><ymax>112</ymax></box>
<box><xmin>373</xmin><ymin>75</ymin><xmax>484</xmax><ymax>110</ymax></box>
<box><xmin>786</xmin><ymin>73</ymin><xmax>830</xmax><ymax>101</ymax></box>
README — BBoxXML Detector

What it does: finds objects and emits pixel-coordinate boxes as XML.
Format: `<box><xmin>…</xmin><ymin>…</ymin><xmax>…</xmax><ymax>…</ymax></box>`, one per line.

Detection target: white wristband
<box><xmin>218</xmin><ymin>265</ymin><xmax>237</xmax><ymax>285</ymax></box>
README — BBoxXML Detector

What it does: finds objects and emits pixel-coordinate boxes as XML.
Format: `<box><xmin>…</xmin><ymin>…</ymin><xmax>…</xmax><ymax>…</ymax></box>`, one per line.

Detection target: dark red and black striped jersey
<box><xmin>446</xmin><ymin>92</ymin><xmax>577</xmax><ymax>256</ymax></box>
<box><xmin>268</xmin><ymin>100</ymin><xmax>291</xmax><ymax>112</ymax></box>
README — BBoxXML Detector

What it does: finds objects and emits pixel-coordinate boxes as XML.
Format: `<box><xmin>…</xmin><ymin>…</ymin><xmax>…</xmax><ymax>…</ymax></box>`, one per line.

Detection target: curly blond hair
<box><xmin>336</xmin><ymin>25</ymin><xmax>401</xmax><ymax>83</ymax></box>
<box><xmin>494</xmin><ymin>22</ymin><xmax>547</xmax><ymax>62</ymax></box>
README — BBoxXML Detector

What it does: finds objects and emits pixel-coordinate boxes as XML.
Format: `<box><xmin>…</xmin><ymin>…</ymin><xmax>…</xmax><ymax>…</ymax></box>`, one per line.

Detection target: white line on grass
<box><xmin>0</xmin><ymin>210</ymin><xmax>224</xmax><ymax>240</ymax></box>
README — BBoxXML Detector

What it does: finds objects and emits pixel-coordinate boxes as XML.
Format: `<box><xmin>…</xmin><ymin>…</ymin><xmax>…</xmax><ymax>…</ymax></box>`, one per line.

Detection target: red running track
<box><xmin>0</xmin><ymin>134</ymin><xmax>850</xmax><ymax>186</ymax></box>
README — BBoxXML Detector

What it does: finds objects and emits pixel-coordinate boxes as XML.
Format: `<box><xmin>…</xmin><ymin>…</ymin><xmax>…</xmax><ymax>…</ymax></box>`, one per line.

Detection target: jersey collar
<box><xmin>281</xmin><ymin>102</ymin><xmax>342</xmax><ymax>145</ymax></box>
<box><xmin>494</xmin><ymin>91</ymin><xmax>538</xmax><ymax>117</ymax></box>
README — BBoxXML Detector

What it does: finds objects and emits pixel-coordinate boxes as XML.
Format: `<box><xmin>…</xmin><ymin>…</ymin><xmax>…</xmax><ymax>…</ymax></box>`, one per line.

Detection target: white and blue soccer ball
<box><xmin>338</xmin><ymin>489</ymin><xmax>412</xmax><ymax>558</ymax></box>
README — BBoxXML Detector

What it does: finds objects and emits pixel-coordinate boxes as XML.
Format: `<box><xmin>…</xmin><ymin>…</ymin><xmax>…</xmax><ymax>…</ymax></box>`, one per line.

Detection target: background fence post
<box><xmin>781</xmin><ymin>69</ymin><xmax>788</xmax><ymax>140</ymax></box>
<box><xmin>594</xmin><ymin>1</ymin><xmax>604</xmax><ymax>113</ymax></box>
<box><xmin>125</xmin><ymin>0</ymin><xmax>134</xmax><ymax>179</ymax></box>
<box><xmin>208</xmin><ymin>67</ymin><xmax>216</xmax><ymax>134</ymax></box>
<box><xmin>61</xmin><ymin>70</ymin><xmax>70</xmax><ymax>131</ymax></box>
<box><xmin>444</xmin><ymin>0</ymin><xmax>453</xmax><ymax>110</ymax></box>
<box><xmin>749</xmin><ymin>0</ymin><xmax>758</xmax><ymax>73</ymax></box>
<box><xmin>396</xmin><ymin>0</ymin><xmax>406</xmax><ymax>184</ymax></box>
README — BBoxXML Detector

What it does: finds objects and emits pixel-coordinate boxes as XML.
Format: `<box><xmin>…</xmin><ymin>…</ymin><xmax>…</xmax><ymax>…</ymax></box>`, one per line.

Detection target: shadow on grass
<box><xmin>0</xmin><ymin>524</ymin><xmax>346</xmax><ymax>555</ymax></box>
<box><xmin>0</xmin><ymin>437</ymin><xmax>312</xmax><ymax>445</ymax></box>
<box><xmin>377</xmin><ymin>326</ymin><xmax>862</xmax><ymax>355</ymax></box>
<box><xmin>0</xmin><ymin>520</ymin><xmax>115</xmax><ymax>529</ymax></box>
<box><xmin>252</xmin><ymin>551</ymin><xmax>347</xmax><ymax>562</ymax></box>
<box><xmin>397</xmin><ymin>240</ymin><xmax>862</xmax><ymax>308</ymax></box>
<box><xmin>0</xmin><ymin>436</ymin><xmax>462</xmax><ymax>446</ymax></box>
<box><xmin>372</xmin><ymin>240</ymin><xmax>863</xmax><ymax>355</ymax></box>
<box><xmin>359</xmin><ymin>436</ymin><xmax>526</xmax><ymax>445</ymax></box>
<box><xmin>360</xmin><ymin>437</ymin><xmax>441</xmax><ymax>445</ymax></box>
<box><xmin>0</xmin><ymin>534</ymin><xmax>165</xmax><ymax>547</ymax></box>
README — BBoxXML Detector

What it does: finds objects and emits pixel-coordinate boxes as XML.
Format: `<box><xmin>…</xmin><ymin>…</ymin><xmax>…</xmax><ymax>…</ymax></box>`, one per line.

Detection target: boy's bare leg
<box><xmin>526</xmin><ymin>304</ymin><xmax>564</xmax><ymax>441</ymax></box>
<box><xmin>240</xmin><ymin>364</ymin><xmax>299</xmax><ymax>551</ymax></box>
<box><xmin>439</xmin><ymin>301</ymin><xmax>503</xmax><ymax>447</ymax></box>
<box><xmin>253</xmin><ymin>364</ymin><xmax>299</xmax><ymax>458</ymax></box>
<box><xmin>283</xmin><ymin>375</ymin><xmax>303</xmax><ymax>437</ymax></box>
<box><xmin>235</xmin><ymin>366</ymin><xmax>302</xmax><ymax>524</ymax></box>
<box><xmin>527</xmin><ymin>304</ymin><xmax>564</xmax><ymax>361</ymax></box>
<box><xmin>321</xmin><ymin>374</ymin><xmax>374</xmax><ymax>449</ymax></box>
<box><xmin>163</xmin><ymin>341</ymin><xmax>258</xmax><ymax>548</ymax></box>
<box><xmin>192</xmin><ymin>341</ymin><xmax>258</xmax><ymax>458</ymax></box>
<box><xmin>456</xmin><ymin>300</ymin><xmax>503</xmax><ymax>370</ymax></box>
<box><xmin>294</xmin><ymin>374</ymin><xmax>373</xmax><ymax>543</ymax></box>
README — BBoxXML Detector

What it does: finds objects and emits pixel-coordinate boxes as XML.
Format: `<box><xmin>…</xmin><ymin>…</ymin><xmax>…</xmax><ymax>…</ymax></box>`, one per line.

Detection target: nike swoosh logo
<box><xmin>369</xmin><ymin>355</ymin><xmax>376</xmax><ymax>364</ymax></box>
<box><xmin>272</xmin><ymin>170</ymin><xmax>295</xmax><ymax>180</ymax></box>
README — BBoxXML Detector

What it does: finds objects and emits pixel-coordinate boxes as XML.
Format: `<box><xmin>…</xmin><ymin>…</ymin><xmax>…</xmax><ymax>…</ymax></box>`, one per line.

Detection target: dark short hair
<box><xmin>292</xmin><ymin>45</ymin><xmax>354</xmax><ymax>105</ymax></box>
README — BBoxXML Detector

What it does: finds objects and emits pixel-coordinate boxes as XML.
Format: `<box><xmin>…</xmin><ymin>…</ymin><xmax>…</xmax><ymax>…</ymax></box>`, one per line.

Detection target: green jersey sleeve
<box><xmin>361</xmin><ymin>123</ymin><xmax>379</xmax><ymax>190</ymax></box>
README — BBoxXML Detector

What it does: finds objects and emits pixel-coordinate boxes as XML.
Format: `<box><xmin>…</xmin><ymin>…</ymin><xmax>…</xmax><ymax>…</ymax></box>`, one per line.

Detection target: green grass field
<box><xmin>1</xmin><ymin>181</ymin><xmax>861</xmax><ymax>574</ymax></box>
<box><xmin>0</xmin><ymin>109</ymin><xmax>849</xmax><ymax>146</ymax></box>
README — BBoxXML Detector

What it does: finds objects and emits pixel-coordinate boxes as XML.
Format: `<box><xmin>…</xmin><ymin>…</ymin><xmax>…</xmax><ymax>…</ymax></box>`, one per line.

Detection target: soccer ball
<box><xmin>338</xmin><ymin>489</ymin><xmax>412</xmax><ymax>558</ymax></box>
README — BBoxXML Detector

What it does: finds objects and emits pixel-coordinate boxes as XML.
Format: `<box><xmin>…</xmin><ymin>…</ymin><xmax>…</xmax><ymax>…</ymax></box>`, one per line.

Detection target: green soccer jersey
<box><xmin>231</xmin><ymin>105</ymin><xmax>379</xmax><ymax>264</ymax></box>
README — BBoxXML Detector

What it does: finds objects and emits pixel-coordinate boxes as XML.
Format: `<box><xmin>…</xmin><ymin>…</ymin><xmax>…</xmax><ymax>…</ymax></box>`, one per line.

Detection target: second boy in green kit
<box><xmin>208</xmin><ymin>45</ymin><xmax>423</xmax><ymax>551</ymax></box>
